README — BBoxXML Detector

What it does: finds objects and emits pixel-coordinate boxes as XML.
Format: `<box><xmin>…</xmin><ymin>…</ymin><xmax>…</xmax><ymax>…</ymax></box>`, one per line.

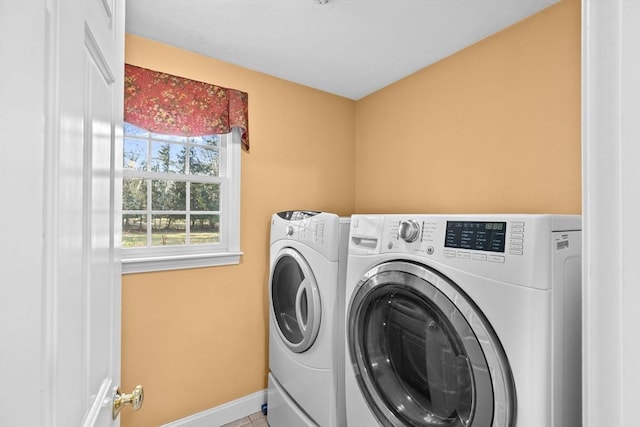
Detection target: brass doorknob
<box><xmin>113</xmin><ymin>385</ymin><xmax>144</xmax><ymax>419</ymax></box>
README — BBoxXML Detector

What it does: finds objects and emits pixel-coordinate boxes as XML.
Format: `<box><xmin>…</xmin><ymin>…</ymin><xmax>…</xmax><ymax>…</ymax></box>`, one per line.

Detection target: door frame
<box><xmin>0</xmin><ymin>2</ymin><xmax>49</xmax><ymax>424</ymax></box>
<box><xmin>582</xmin><ymin>1</ymin><xmax>640</xmax><ymax>426</ymax></box>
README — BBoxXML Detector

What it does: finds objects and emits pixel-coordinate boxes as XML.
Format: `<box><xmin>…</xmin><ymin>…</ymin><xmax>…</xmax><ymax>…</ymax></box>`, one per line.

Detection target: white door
<box><xmin>0</xmin><ymin>1</ymin><xmax>132</xmax><ymax>426</ymax></box>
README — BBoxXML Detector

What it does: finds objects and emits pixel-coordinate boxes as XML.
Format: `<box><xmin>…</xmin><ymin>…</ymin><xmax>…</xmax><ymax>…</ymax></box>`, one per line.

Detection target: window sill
<box><xmin>122</xmin><ymin>251</ymin><xmax>243</xmax><ymax>274</ymax></box>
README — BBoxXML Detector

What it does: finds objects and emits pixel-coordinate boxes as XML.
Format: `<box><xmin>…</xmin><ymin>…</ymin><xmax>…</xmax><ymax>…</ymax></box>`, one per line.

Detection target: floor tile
<box><xmin>252</xmin><ymin>418</ymin><xmax>269</xmax><ymax>427</ymax></box>
<box><xmin>248</xmin><ymin>411</ymin><xmax>266</xmax><ymax>422</ymax></box>
<box><xmin>220</xmin><ymin>416</ymin><xmax>252</xmax><ymax>427</ymax></box>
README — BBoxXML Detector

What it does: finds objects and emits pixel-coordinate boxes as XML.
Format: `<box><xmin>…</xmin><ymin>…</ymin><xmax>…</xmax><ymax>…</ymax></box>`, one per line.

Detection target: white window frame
<box><xmin>121</xmin><ymin>127</ymin><xmax>242</xmax><ymax>274</ymax></box>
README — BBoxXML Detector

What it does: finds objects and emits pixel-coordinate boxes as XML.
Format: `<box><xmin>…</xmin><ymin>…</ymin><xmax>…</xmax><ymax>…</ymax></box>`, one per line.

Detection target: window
<box><xmin>121</xmin><ymin>123</ymin><xmax>242</xmax><ymax>273</ymax></box>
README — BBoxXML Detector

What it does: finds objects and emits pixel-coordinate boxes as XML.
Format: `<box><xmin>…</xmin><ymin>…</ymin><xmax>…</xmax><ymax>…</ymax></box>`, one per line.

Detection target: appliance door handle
<box><xmin>295</xmin><ymin>279</ymin><xmax>311</xmax><ymax>334</ymax></box>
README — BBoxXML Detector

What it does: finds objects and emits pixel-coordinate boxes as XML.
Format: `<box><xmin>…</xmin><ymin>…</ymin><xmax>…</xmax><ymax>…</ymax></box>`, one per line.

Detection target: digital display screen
<box><xmin>445</xmin><ymin>221</ymin><xmax>507</xmax><ymax>253</ymax></box>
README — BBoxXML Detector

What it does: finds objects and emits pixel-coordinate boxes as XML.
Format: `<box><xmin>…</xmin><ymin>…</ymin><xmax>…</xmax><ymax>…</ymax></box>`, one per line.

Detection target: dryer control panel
<box><xmin>271</xmin><ymin>211</ymin><xmax>342</xmax><ymax>261</ymax></box>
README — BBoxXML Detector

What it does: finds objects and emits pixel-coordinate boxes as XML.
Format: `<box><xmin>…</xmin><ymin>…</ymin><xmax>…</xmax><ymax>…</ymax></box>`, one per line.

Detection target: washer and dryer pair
<box><xmin>268</xmin><ymin>212</ymin><xmax>582</xmax><ymax>427</ymax></box>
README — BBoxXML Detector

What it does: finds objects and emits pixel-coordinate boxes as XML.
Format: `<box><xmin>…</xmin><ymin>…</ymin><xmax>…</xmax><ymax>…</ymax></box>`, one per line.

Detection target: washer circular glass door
<box><xmin>270</xmin><ymin>247</ymin><xmax>321</xmax><ymax>353</ymax></box>
<box><xmin>348</xmin><ymin>261</ymin><xmax>515</xmax><ymax>427</ymax></box>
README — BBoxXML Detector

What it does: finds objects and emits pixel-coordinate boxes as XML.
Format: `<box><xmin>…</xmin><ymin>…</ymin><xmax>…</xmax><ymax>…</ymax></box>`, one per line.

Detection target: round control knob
<box><xmin>398</xmin><ymin>220</ymin><xmax>420</xmax><ymax>243</ymax></box>
<box><xmin>285</xmin><ymin>225</ymin><xmax>294</xmax><ymax>236</ymax></box>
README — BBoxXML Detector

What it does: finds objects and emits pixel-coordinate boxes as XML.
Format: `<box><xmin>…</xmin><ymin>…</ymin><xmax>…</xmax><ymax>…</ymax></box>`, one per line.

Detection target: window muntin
<box><xmin>121</xmin><ymin>122</ymin><xmax>241</xmax><ymax>272</ymax></box>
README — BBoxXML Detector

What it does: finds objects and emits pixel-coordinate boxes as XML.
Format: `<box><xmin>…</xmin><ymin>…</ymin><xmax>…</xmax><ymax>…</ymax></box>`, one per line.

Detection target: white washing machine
<box><xmin>267</xmin><ymin>211</ymin><xmax>349</xmax><ymax>427</ymax></box>
<box><xmin>344</xmin><ymin>214</ymin><xmax>582</xmax><ymax>427</ymax></box>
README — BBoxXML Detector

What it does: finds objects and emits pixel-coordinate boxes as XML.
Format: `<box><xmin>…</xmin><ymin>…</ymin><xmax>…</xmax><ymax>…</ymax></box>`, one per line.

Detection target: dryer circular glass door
<box><xmin>348</xmin><ymin>261</ymin><xmax>515</xmax><ymax>427</ymax></box>
<box><xmin>270</xmin><ymin>247</ymin><xmax>321</xmax><ymax>353</ymax></box>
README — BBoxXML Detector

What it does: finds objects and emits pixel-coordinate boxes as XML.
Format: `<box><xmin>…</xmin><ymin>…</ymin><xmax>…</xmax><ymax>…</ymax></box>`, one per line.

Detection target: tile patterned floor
<box><xmin>221</xmin><ymin>411</ymin><xmax>269</xmax><ymax>427</ymax></box>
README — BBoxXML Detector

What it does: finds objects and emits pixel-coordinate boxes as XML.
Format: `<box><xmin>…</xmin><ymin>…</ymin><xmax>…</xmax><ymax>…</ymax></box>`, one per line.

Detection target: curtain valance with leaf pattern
<box><xmin>124</xmin><ymin>64</ymin><xmax>250</xmax><ymax>150</ymax></box>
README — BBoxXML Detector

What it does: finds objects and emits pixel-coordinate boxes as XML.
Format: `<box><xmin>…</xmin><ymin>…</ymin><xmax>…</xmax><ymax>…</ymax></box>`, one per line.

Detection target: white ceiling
<box><xmin>125</xmin><ymin>0</ymin><xmax>558</xmax><ymax>100</ymax></box>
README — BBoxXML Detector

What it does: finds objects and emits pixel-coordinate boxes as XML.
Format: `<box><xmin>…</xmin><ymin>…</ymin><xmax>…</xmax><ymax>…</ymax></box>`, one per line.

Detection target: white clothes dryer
<box><xmin>344</xmin><ymin>214</ymin><xmax>582</xmax><ymax>427</ymax></box>
<box><xmin>267</xmin><ymin>211</ymin><xmax>349</xmax><ymax>427</ymax></box>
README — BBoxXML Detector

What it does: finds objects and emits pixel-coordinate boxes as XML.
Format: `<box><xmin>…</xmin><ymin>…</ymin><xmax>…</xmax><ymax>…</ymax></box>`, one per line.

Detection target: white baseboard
<box><xmin>161</xmin><ymin>389</ymin><xmax>267</xmax><ymax>427</ymax></box>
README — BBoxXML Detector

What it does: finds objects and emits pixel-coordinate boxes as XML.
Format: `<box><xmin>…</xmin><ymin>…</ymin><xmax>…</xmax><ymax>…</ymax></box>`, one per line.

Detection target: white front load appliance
<box><xmin>268</xmin><ymin>211</ymin><xmax>349</xmax><ymax>427</ymax></box>
<box><xmin>344</xmin><ymin>214</ymin><xmax>582</xmax><ymax>427</ymax></box>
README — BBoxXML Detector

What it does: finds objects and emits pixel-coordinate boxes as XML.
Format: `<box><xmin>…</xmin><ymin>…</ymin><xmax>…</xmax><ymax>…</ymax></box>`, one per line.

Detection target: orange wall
<box><xmin>122</xmin><ymin>34</ymin><xmax>355</xmax><ymax>427</ymax></box>
<box><xmin>355</xmin><ymin>0</ymin><xmax>581</xmax><ymax>214</ymax></box>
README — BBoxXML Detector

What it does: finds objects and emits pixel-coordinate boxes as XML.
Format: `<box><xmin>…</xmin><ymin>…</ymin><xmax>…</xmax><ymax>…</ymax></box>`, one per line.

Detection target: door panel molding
<box><xmin>84</xmin><ymin>23</ymin><xmax>115</xmax><ymax>85</ymax></box>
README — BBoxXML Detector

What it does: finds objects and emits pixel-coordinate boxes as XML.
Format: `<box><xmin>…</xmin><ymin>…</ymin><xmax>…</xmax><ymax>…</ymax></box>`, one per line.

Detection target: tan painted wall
<box><xmin>355</xmin><ymin>0</ymin><xmax>581</xmax><ymax>214</ymax></box>
<box><xmin>122</xmin><ymin>34</ymin><xmax>355</xmax><ymax>427</ymax></box>
<box><xmin>122</xmin><ymin>0</ymin><xmax>580</xmax><ymax>424</ymax></box>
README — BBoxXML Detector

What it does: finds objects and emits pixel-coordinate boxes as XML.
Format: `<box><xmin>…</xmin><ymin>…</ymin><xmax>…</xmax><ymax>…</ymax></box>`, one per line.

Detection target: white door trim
<box><xmin>0</xmin><ymin>2</ymin><xmax>48</xmax><ymax>425</ymax></box>
<box><xmin>582</xmin><ymin>1</ymin><xmax>640</xmax><ymax>426</ymax></box>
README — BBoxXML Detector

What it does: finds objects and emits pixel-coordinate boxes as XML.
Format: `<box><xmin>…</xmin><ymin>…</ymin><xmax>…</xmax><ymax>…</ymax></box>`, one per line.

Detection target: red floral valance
<box><xmin>124</xmin><ymin>64</ymin><xmax>249</xmax><ymax>149</ymax></box>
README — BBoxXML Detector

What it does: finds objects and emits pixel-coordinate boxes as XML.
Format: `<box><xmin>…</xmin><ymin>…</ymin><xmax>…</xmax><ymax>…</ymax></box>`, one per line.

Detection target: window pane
<box><xmin>190</xmin><ymin>183</ymin><xmax>220</xmax><ymax>211</ymax></box>
<box><xmin>150</xmin><ymin>132</ymin><xmax>186</xmax><ymax>143</ymax></box>
<box><xmin>122</xmin><ymin>214</ymin><xmax>147</xmax><ymax>248</ymax></box>
<box><xmin>151</xmin><ymin>180</ymin><xmax>186</xmax><ymax>211</ymax></box>
<box><xmin>188</xmin><ymin>135</ymin><xmax>220</xmax><ymax>147</ymax></box>
<box><xmin>120</xmin><ymin>128</ymin><xmax>240</xmax><ymax>263</ymax></box>
<box><xmin>189</xmin><ymin>146</ymin><xmax>219</xmax><ymax>176</ymax></box>
<box><xmin>151</xmin><ymin>215</ymin><xmax>186</xmax><ymax>246</ymax></box>
<box><xmin>124</xmin><ymin>138</ymin><xmax>148</xmax><ymax>171</ymax></box>
<box><xmin>151</xmin><ymin>141</ymin><xmax>186</xmax><ymax>174</ymax></box>
<box><xmin>190</xmin><ymin>214</ymin><xmax>220</xmax><ymax>245</ymax></box>
<box><xmin>123</xmin><ymin>178</ymin><xmax>147</xmax><ymax>210</ymax></box>
<box><xmin>124</xmin><ymin>122</ymin><xmax>148</xmax><ymax>137</ymax></box>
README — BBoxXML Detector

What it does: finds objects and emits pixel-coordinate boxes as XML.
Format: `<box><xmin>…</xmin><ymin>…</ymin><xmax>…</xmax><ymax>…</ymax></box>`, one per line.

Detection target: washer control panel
<box><xmin>349</xmin><ymin>214</ymin><xmax>581</xmax><ymax>289</ymax></box>
<box><xmin>350</xmin><ymin>215</ymin><xmax>537</xmax><ymax>265</ymax></box>
<box><xmin>386</xmin><ymin>218</ymin><xmax>525</xmax><ymax>264</ymax></box>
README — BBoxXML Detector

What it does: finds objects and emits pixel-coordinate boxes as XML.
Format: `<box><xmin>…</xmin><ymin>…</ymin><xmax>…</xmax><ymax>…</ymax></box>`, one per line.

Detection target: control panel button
<box><xmin>508</xmin><ymin>221</ymin><xmax>525</xmax><ymax>254</ymax></box>
<box><xmin>426</xmin><ymin>246</ymin><xmax>435</xmax><ymax>255</ymax></box>
<box><xmin>285</xmin><ymin>225</ymin><xmax>294</xmax><ymax>236</ymax></box>
<box><xmin>489</xmin><ymin>255</ymin><xmax>505</xmax><ymax>263</ymax></box>
<box><xmin>443</xmin><ymin>249</ymin><xmax>456</xmax><ymax>258</ymax></box>
<box><xmin>457</xmin><ymin>251</ymin><xmax>471</xmax><ymax>260</ymax></box>
<box><xmin>472</xmin><ymin>254</ymin><xmax>487</xmax><ymax>261</ymax></box>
